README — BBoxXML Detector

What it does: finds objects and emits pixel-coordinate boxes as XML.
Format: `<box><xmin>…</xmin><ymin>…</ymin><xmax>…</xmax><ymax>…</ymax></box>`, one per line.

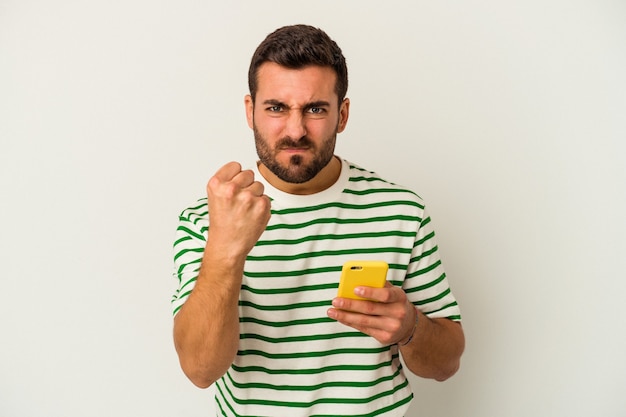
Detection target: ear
<box><xmin>337</xmin><ymin>98</ymin><xmax>350</xmax><ymax>133</ymax></box>
<box><xmin>244</xmin><ymin>95</ymin><xmax>254</xmax><ymax>129</ymax></box>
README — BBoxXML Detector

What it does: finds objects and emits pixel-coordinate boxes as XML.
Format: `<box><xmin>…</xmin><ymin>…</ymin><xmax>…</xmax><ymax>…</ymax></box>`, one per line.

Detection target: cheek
<box><xmin>255</xmin><ymin>115</ymin><xmax>284</xmax><ymax>137</ymax></box>
<box><xmin>307</xmin><ymin>118</ymin><xmax>338</xmax><ymax>137</ymax></box>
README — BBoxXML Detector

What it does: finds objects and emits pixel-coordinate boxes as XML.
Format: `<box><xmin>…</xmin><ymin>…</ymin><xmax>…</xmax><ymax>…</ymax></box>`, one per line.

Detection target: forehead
<box><xmin>255</xmin><ymin>62</ymin><xmax>338</xmax><ymax>104</ymax></box>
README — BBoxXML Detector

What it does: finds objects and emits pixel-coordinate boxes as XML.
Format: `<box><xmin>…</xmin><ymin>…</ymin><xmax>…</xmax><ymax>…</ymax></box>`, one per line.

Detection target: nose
<box><xmin>283</xmin><ymin>111</ymin><xmax>307</xmax><ymax>140</ymax></box>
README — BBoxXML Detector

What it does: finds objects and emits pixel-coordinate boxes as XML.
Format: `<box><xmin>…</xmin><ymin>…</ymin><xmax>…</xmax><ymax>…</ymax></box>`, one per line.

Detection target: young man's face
<box><xmin>245</xmin><ymin>62</ymin><xmax>349</xmax><ymax>193</ymax></box>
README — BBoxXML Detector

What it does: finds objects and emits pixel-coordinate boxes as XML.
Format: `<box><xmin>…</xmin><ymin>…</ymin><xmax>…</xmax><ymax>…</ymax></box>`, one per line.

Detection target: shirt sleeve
<box><xmin>402</xmin><ymin>205</ymin><xmax>461</xmax><ymax>321</ymax></box>
<box><xmin>171</xmin><ymin>199</ymin><xmax>209</xmax><ymax>316</ymax></box>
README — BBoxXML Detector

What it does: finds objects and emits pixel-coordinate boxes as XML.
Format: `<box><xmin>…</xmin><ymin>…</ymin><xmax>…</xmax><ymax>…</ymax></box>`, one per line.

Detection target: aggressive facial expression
<box><xmin>245</xmin><ymin>62</ymin><xmax>349</xmax><ymax>194</ymax></box>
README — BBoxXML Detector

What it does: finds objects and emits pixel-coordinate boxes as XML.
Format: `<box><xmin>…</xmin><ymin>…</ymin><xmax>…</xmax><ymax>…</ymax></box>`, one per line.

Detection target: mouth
<box><xmin>280</xmin><ymin>146</ymin><xmax>310</xmax><ymax>154</ymax></box>
<box><xmin>277</xmin><ymin>137</ymin><xmax>314</xmax><ymax>153</ymax></box>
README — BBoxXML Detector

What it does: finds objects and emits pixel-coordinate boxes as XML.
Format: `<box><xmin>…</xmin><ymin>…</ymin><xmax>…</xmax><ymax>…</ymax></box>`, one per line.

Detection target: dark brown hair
<box><xmin>248</xmin><ymin>25</ymin><xmax>348</xmax><ymax>104</ymax></box>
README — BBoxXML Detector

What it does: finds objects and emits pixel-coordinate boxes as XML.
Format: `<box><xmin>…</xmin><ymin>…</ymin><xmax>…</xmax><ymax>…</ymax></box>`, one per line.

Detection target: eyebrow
<box><xmin>262</xmin><ymin>99</ymin><xmax>331</xmax><ymax>109</ymax></box>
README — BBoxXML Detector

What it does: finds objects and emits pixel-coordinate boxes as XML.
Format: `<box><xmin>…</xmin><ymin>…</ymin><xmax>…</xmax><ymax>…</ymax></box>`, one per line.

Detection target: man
<box><xmin>172</xmin><ymin>24</ymin><xmax>464</xmax><ymax>416</ymax></box>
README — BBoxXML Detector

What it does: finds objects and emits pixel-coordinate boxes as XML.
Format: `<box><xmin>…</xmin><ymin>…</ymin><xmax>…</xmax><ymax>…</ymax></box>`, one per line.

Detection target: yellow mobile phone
<box><xmin>337</xmin><ymin>260</ymin><xmax>388</xmax><ymax>300</ymax></box>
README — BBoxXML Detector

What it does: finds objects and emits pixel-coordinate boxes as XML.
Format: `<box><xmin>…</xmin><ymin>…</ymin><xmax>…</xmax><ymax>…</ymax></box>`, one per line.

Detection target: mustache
<box><xmin>276</xmin><ymin>136</ymin><xmax>315</xmax><ymax>149</ymax></box>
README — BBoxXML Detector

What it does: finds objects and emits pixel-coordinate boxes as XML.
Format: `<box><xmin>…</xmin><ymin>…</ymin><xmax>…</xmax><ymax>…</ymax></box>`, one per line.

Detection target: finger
<box><xmin>214</xmin><ymin>161</ymin><xmax>243</xmax><ymax>181</ymax></box>
<box><xmin>327</xmin><ymin>307</ymin><xmax>397</xmax><ymax>334</ymax></box>
<box><xmin>354</xmin><ymin>282</ymin><xmax>402</xmax><ymax>304</ymax></box>
<box><xmin>333</xmin><ymin>292</ymin><xmax>408</xmax><ymax>324</ymax></box>
<box><xmin>246</xmin><ymin>181</ymin><xmax>265</xmax><ymax>197</ymax></box>
<box><xmin>328</xmin><ymin>304</ymin><xmax>409</xmax><ymax>345</ymax></box>
<box><xmin>230</xmin><ymin>169</ymin><xmax>256</xmax><ymax>188</ymax></box>
<box><xmin>332</xmin><ymin>297</ymin><xmax>384</xmax><ymax>316</ymax></box>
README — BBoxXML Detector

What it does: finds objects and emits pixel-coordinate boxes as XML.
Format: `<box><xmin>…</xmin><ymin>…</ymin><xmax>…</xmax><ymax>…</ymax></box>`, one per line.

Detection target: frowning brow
<box><xmin>261</xmin><ymin>99</ymin><xmax>331</xmax><ymax>110</ymax></box>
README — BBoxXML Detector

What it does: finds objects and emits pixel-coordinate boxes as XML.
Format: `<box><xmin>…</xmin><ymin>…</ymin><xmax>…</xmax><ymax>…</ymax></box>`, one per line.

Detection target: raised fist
<box><xmin>206</xmin><ymin>162</ymin><xmax>271</xmax><ymax>258</ymax></box>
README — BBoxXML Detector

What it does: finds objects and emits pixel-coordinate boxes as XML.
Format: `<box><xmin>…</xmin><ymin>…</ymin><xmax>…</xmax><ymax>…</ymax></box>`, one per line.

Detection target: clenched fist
<box><xmin>206</xmin><ymin>162</ymin><xmax>271</xmax><ymax>259</ymax></box>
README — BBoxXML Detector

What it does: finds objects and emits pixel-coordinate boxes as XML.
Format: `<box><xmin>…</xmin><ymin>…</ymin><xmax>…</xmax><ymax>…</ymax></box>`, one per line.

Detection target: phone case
<box><xmin>337</xmin><ymin>260</ymin><xmax>389</xmax><ymax>300</ymax></box>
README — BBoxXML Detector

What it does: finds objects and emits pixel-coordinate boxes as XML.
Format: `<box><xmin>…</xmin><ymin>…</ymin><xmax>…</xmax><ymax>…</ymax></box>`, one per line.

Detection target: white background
<box><xmin>1</xmin><ymin>1</ymin><xmax>625</xmax><ymax>416</ymax></box>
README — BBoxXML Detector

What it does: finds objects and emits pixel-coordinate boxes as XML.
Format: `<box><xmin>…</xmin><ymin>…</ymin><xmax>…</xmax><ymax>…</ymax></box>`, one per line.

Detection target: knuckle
<box><xmin>389</xmin><ymin>320</ymin><xmax>403</xmax><ymax>334</ymax></box>
<box><xmin>362</xmin><ymin>301</ymin><xmax>377</xmax><ymax>315</ymax></box>
<box><xmin>237</xmin><ymin>169</ymin><xmax>254</xmax><ymax>184</ymax></box>
<box><xmin>222</xmin><ymin>182</ymin><xmax>239</xmax><ymax>199</ymax></box>
<box><xmin>396</xmin><ymin>305</ymin><xmax>410</xmax><ymax>321</ymax></box>
<box><xmin>207</xmin><ymin>175</ymin><xmax>220</xmax><ymax>191</ymax></box>
<box><xmin>358</xmin><ymin>314</ymin><xmax>374</xmax><ymax>329</ymax></box>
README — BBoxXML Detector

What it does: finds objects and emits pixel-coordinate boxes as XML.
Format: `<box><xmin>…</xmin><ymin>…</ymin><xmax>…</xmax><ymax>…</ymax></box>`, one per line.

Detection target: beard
<box><xmin>254</xmin><ymin>126</ymin><xmax>337</xmax><ymax>184</ymax></box>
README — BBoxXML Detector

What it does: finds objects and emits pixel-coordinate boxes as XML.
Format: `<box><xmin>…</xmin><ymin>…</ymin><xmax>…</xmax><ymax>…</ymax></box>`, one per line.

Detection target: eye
<box><xmin>267</xmin><ymin>105</ymin><xmax>283</xmax><ymax>112</ymax></box>
<box><xmin>308</xmin><ymin>107</ymin><xmax>325</xmax><ymax>114</ymax></box>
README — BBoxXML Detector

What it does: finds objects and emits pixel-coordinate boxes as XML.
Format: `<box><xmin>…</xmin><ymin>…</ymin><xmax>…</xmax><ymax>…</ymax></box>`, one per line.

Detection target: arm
<box><xmin>399</xmin><ymin>307</ymin><xmax>464</xmax><ymax>381</ymax></box>
<box><xmin>173</xmin><ymin>162</ymin><xmax>271</xmax><ymax>388</ymax></box>
<box><xmin>327</xmin><ymin>283</ymin><xmax>465</xmax><ymax>381</ymax></box>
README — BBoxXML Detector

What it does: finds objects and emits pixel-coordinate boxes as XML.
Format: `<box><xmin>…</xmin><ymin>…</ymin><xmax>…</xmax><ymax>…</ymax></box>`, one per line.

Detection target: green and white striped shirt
<box><xmin>172</xmin><ymin>158</ymin><xmax>461</xmax><ymax>417</ymax></box>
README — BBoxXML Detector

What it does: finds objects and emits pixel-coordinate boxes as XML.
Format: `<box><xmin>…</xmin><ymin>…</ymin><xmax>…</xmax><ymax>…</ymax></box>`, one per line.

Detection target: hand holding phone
<box><xmin>337</xmin><ymin>261</ymin><xmax>388</xmax><ymax>301</ymax></box>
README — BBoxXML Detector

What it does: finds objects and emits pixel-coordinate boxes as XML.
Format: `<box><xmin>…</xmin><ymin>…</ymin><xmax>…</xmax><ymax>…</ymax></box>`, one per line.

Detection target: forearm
<box><xmin>173</xmin><ymin>248</ymin><xmax>245</xmax><ymax>388</ymax></box>
<box><xmin>173</xmin><ymin>162</ymin><xmax>272</xmax><ymax>388</ymax></box>
<box><xmin>399</xmin><ymin>313</ymin><xmax>465</xmax><ymax>381</ymax></box>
